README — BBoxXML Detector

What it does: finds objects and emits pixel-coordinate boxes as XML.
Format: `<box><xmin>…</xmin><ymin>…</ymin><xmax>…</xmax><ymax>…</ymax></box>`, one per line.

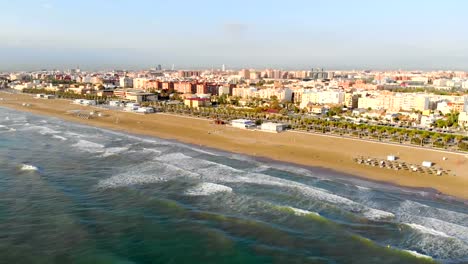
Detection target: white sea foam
<box><xmin>289</xmin><ymin>207</ymin><xmax>320</xmax><ymax>216</ymax></box>
<box><xmin>183</xmin><ymin>145</ymin><xmax>217</xmax><ymax>156</ymax></box>
<box><xmin>356</xmin><ymin>185</ymin><xmax>371</xmax><ymax>191</ymax></box>
<box><xmin>98</xmin><ymin>173</ymin><xmax>167</xmax><ymax>189</ymax></box>
<box><xmin>72</xmin><ymin>140</ymin><xmax>105</xmax><ymax>153</ymax></box>
<box><xmin>100</xmin><ymin>147</ymin><xmax>129</xmax><ymax>157</ymax></box>
<box><xmin>401</xmin><ymin>223</ymin><xmax>468</xmax><ymax>261</ymax></box>
<box><xmin>267</xmin><ymin>164</ymin><xmax>315</xmax><ymax>177</ymax></box>
<box><xmin>52</xmin><ymin>135</ymin><xmax>68</xmax><ymax>141</ymax></box>
<box><xmin>20</xmin><ymin>164</ymin><xmax>39</xmax><ymax>171</ymax></box>
<box><xmin>405</xmin><ymin>223</ymin><xmax>450</xmax><ymax>238</ymax></box>
<box><xmin>141</xmin><ymin>148</ymin><xmax>163</xmax><ymax>154</ymax></box>
<box><xmin>397</xmin><ymin>200</ymin><xmax>468</xmax><ymax>227</ymax></box>
<box><xmin>403</xmin><ymin>250</ymin><xmax>433</xmax><ymax>259</ymax></box>
<box><xmin>97</xmin><ymin>162</ymin><xmax>200</xmax><ymax>189</ymax></box>
<box><xmin>156</xmin><ymin>152</ymin><xmax>193</xmax><ymax>162</ymax></box>
<box><xmin>21</xmin><ymin>125</ymin><xmax>61</xmax><ymax>135</ymax></box>
<box><xmin>185</xmin><ymin>182</ymin><xmax>233</xmax><ymax>196</ymax></box>
<box><xmin>364</xmin><ymin>208</ymin><xmax>395</xmax><ymax>220</ymax></box>
<box><xmin>153</xmin><ymin>153</ymin><xmax>393</xmax><ymax>220</ymax></box>
<box><xmin>399</xmin><ymin>214</ymin><xmax>468</xmax><ymax>241</ymax></box>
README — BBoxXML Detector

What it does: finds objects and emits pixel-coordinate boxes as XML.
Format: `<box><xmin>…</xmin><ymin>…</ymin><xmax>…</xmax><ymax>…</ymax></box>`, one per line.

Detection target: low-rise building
<box><xmin>184</xmin><ymin>98</ymin><xmax>211</xmax><ymax>108</ymax></box>
<box><xmin>125</xmin><ymin>90</ymin><xmax>157</xmax><ymax>103</ymax></box>
<box><xmin>260</xmin><ymin>122</ymin><xmax>287</xmax><ymax>133</ymax></box>
<box><xmin>136</xmin><ymin>107</ymin><xmax>155</xmax><ymax>114</ymax></box>
<box><xmin>231</xmin><ymin>119</ymin><xmax>255</xmax><ymax>129</ymax></box>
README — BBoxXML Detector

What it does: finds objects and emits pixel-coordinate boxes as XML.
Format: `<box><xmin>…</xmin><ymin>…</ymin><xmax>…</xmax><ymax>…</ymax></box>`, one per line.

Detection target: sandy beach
<box><xmin>1</xmin><ymin>91</ymin><xmax>467</xmax><ymax>199</ymax></box>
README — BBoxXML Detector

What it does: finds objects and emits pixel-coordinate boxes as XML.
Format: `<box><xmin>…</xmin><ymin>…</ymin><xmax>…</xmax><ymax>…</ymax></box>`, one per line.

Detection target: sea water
<box><xmin>0</xmin><ymin>107</ymin><xmax>467</xmax><ymax>264</ymax></box>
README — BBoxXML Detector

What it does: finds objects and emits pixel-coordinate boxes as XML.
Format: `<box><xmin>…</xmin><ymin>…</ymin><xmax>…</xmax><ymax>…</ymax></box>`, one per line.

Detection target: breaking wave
<box><xmin>185</xmin><ymin>182</ymin><xmax>233</xmax><ymax>196</ymax></box>
<box><xmin>72</xmin><ymin>140</ymin><xmax>105</xmax><ymax>153</ymax></box>
<box><xmin>405</xmin><ymin>223</ymin><xmax>450</xmax><ymax>238</ymax></box>
<box><xmin>20</xmin><ymin>164</ymin><xmax>39</xmax><ymax>171</ymax></box>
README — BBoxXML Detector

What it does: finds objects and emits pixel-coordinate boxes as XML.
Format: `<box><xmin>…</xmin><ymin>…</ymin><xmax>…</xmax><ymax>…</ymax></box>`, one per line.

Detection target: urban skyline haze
<box><xmin>1</xmin><ymin>0</ymin><xmax>467</xmax><ymax>71</ymax></box>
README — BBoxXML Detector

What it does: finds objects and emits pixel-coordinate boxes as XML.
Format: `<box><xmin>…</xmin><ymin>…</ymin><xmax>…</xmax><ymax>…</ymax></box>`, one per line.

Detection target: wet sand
<box><xmin>1</xmin><ymin>91</ymin><xmax>467</xmax><ymax>199</ymax></box>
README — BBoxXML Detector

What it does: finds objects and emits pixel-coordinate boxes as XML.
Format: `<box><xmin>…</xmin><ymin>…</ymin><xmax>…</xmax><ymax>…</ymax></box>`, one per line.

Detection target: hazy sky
<box><xmin>1</xmin><ymin>0</ymin><xmax>467</xmax><ymax>71</ymax></box>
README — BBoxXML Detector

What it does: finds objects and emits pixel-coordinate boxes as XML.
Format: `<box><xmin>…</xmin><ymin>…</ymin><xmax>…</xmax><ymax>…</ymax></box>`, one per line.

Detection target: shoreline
<box><xmin>1</xmin><ymin>91</ymin><xmax>468</xmax><ymax>200</ymax></box>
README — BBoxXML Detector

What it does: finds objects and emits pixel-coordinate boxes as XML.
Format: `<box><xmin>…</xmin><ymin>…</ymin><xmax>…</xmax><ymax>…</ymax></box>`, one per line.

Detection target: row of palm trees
<box><xmin>22</xmin><ymin>88</ymin><xmax>110</xmax><ymax>103</ymax></box>
<box><xmin>18</xmin><ymin>89</ymin><xmax>468</xmax><ymax>152</ymax></box>
<box><xmin>145</xmin><ymin>102</ymin><xmax>468</xmax><ymax>152</ymax></box>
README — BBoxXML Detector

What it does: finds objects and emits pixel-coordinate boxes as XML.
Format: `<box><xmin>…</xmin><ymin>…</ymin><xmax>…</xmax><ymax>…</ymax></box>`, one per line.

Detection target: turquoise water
<box><xmin>0</xmin><ymin>107</ymin><xmax>467</xmax><ymax>264</ymax></box>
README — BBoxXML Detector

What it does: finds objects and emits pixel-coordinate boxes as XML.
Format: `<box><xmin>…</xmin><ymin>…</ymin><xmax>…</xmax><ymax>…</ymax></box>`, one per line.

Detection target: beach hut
<box><xmin>422</xmin><ymin>161</ymin><xmax>433</xmax><ymax>168</ymax></box>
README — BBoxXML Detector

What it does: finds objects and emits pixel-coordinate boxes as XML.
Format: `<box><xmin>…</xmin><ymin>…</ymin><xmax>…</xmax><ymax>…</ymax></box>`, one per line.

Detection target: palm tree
<box><xmin>430</xmin><ymin>133</ymin><xmax>440</xmax><ymax>147</ymax></box>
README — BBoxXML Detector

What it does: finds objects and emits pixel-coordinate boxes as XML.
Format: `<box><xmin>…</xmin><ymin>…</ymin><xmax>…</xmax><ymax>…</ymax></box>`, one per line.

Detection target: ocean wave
<box><xmin>52</xmin><ymin>135</ymin><xmax>68</xmax><ymax>141</ymax></box>
<box><xmin>397</xmin><ymin>200</ymin><xmax>468</xmax><ymax>227</ymax></box>
<box><xmin>0</xmin><ymin>125</ymin><xmax>15</xmax><ymax>133</ymax></box>
<box><xmin>21</xmin><ymin>125</ymin><xmax>61</xmax><ymax>135</ymax></box>
<box><xmin>405</xmin><ymin>223</ymin><xmax>450</xmax><ymax>238</ymax></box>
<box><xmin>399</xmin><ymin>214</ymin><xmax>468</xmax><ymax>241</ymax></box>
<box><xmin>403</xmin><ymin>250</ymin><xmax>433</xmax><ymax>259</ymax></box>
<box><xmin>401</xmin><ymin>222</ymin><xmax>468</xmax><ymax>261</ymax></box>
<box><xmin>72</xmin><ymin>140</ymin><xmax>105</xmax><ymax>153</ymax></box>
<box><xmin>140</xmin><ymin>148</ymin><xmax>163</xmax><ymax>154</ymax></box>
<box><xmin>156</xmin><ymin>152</ymin><xmax>193</xmax><ymax>162</ymax></box>
<box><xmin>100</xmin><ymin>147</ymin><xmax>129</xmax><ymax>157</ymax></box>
<box><xmin>288</xmin><ymin>207</ymin><xmax>320</xmax><ymax>217</ymax></box>
<box><xmin>20</xmin><ymin>164</ymin><xmax>39</xmax><ymax>171</ymax></box>
<box><xmin>97</xmin><ymin>162</ymin><xmax>200</xmax><ymax>189</ymax></box>
<box><xmin>153</xmin><ymin>153</ymin><xmax>396</xmax><ymax>221</ymax></box>
<box><xmin>363</xmin><ymin>208</ymin><xmax>395</xmax><ymax>220</ymax></box>
<box><xmin>185</xmin><ymin>182</ymin><xmax>233</xmax><ymax>196</ymax></box>
<box><xmin>267</xmin><ymin>164</ymin><xmax>316</xmax><ymax>178</ymax></box>
<box><xmin>356</xmin><ymin>185</ymin><xmax>371</xmax><ymax>191</ymax></box>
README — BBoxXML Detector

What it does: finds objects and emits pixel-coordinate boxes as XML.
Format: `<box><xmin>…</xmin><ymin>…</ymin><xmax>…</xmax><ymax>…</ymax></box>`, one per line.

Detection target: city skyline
<box><xmin>1</xmin><ymin>0</ymin><xmax>467</xmax><ymax>71</ymax></box>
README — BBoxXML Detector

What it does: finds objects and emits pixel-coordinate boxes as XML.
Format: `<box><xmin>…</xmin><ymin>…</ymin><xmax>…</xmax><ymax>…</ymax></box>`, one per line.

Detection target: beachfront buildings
<box><xmin>358</xmin><ymin>93</ymin><xmax>429</xmax><ymax>112</ymax></box>
<box><xmin>184</xmin><ymin>97</ymin><xmax>211</xmax><ymax>108</ymax></box>
<box><xmin>231</xmin><ymin>87</ymin><xmax>292</xmax><ymax>102</ymax></box>
<box><xmin>260</xmin><ymin>122</ymin><xmax>287</xmax><ymax>133</ymax></box>
<box><xmin>114</xmin><ymin>89</ymin><xmax>157</xmax><ymax>103</ymax></box>
<box><xmin>299</xmin><ymin>89</ymin><xmax>345</xmax><ymax>109</ymax></box>
<box><xmin>231</xmin><ymin>119</ymin><xmax>256</xmax><ymax>129</ymax></box>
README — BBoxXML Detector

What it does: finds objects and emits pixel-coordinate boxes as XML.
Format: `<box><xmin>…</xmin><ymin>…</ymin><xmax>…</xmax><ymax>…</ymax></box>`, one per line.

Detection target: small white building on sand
<box><xmin>261</xmin><ymin>122</ymin><xmax>287</xmax><ymax>133</ymax></box>
<box><xmin>136</xmin><ymin>107</ymin><xmax>155</xmax><ymax>113</ymax></box>
<box><xmin>73</xmin><ymin>99</ymin><xmax>96</xmax><ymax>106</ymax></box>
<box><xmin>35</xmin><ymin>94</ymin><xmax>55</xmax><ymax>99</ymax></box>
<box><xmin>109</xmin><ymin>100</ymin><xmax>122</xmax><ymax>107</ymax></box>
<box><xmin>231</xmin><ymin>119</ymin><xmax>256</xmax><ymax>129</ymax></box>
<box><xmin>124</xmin><ymin>103</ymin><xmax>140</xmax><ymax>112</ymax></box>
